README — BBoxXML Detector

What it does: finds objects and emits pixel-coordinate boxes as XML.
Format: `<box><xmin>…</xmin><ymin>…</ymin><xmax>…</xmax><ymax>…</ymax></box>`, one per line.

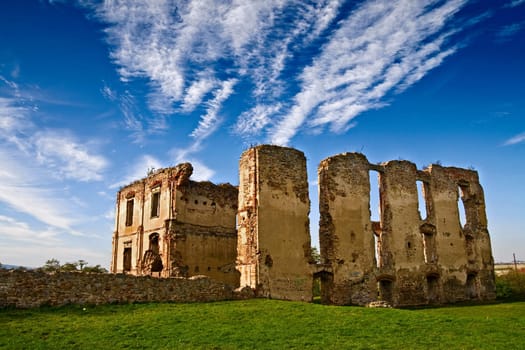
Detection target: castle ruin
<box><xmin>112</xmin><ymin>145</ymin><xmax>495</xmax><ymax>307</ymax></box>
<box><xmin>111</xmin><ymin>163</ymin><xmax>240</xmax><ymax>287</ymax></box>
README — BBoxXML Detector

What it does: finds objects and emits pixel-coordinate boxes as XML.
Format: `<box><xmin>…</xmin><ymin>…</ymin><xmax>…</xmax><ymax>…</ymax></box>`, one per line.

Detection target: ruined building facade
<box><xmin>112</xmin><ymin>145</ymin><xmax>495</xmax><ymax>307</ymax></box>
<box><xmin>317</xmin><ymin>153</ymin><xmax>495</xmax><ymax>306</ymax></box>
<box><xmin>111</xmin><ymin>163</ymin><xmax>240</xmax><ymax>286</ymax></box>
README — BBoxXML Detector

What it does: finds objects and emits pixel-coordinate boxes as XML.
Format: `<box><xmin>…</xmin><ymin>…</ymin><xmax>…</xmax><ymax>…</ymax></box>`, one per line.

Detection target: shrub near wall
<box><xmin>496</xmin><ymin>271</ymin><xmax>525</xmax><ymax>300</ymax></box>
<box><xmin>0</xmin><ymin>270</ymin><xmax>250</xmax><ymax>309</ymax></box>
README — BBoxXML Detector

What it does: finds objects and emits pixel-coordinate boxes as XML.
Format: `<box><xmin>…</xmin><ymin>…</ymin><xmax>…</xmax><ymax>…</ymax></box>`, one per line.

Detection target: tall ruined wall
<box><xmin>112</xmin><ymin>163</ymin><xmax>239</xmax><ymax>287</ymax></box>
<box><xmin>318</xmin><ymin>153</ymin><xmax>376</xmax><ymax>305</ymax></box>
<box><xmin>237</xmin><ymin>145</ymin><xmax>313</xmax><ymax>301</ymax></box>
<box><xmin>427</xmin><ymin>165</ymin><xmax>495</xmax><ymax>303</ymax></box>
<box><xmin>318</xmin><ymin>153</ymin><xmax>495</xmax><ymax>307</ymax></box>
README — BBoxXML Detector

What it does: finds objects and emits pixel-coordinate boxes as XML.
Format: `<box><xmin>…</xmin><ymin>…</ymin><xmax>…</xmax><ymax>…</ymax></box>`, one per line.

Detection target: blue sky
<box><xmin>0</xmin><ymin>0</ymin><xmax>524</xmax><ymax>268</ymax></box>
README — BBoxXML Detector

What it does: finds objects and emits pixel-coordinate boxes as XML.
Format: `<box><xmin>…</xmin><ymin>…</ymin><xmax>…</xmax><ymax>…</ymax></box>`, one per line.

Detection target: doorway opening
<box><xmin>377</xmin><ymin>278</ymin><xmax>394</xmax><ymax>303</ymax></box>
<box><xmin>427</xmin><ymin>274</ymin><xmax>440</xmax><ymax>304</ymax></box>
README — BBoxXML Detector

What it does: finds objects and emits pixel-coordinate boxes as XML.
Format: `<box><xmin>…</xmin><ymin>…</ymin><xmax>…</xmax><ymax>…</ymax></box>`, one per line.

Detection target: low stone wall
<box><xmin>0</xmin><ymin>270</ymin><xmax>252</xmax><ymax>309</ymax></box>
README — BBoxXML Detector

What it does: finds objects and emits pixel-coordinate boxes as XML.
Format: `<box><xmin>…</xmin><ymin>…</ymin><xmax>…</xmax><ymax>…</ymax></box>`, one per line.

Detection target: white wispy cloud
<box><xmin>505</xmin><ymin>0</ymin><xmax>525</xmax><ymax>8</ymax></box>
<box><xmin>496</xmin><ymin>22</ymin><xmax>524</xmax><ymax>42</ymax></box>
<box><xmin>190</xmin><ymin>79</ymin><xmax>237</xmax><ymax>140</ymax></box>
<box><xmin>0</xmin><ymin>149</ymin><xmax>78</xmax><ymax>231</ymax></box>
<box><xmin>270</xmin><ymin>0</ymin><xmax>468</xmax><ymax>144</ymax></box>
<box><xmin>234</xmin><ymin>103</ymin><xmax>283</xmax><ymax>137</ymax></box>
<box><xmin>0</xmin><ymin>215</ymin><xmax>61</xmax><ymax>244</ymax></box>
<box><xmin>34</xmin><ymin>130</ymin><xmax>108</xmax><ymax>182</ymax></box>
<box><xmin>92</xmin><ymin>0</ymin><xmax>480</xmax><ymax>147</ymax></box>
<box><xmin>0</xmin><ymin>77</ymin><xmax>109</xmax><ymax>234</ymax></box>
<box><xmin>504</xmin><ymin>132</ymin><xmax>525</xmax><ymax>146</ymax></box>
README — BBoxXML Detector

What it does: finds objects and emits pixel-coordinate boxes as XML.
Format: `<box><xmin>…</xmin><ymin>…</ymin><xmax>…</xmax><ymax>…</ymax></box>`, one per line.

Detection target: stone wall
<box><xmin>237</xmin><ymin>145</ymin><xmax>313</xmax><ymax>301</ymax></box>
<box><xmin>0</xmin><ymin>270</ymin><xmax>251</xmax><ymax>309</ymax></box>
<box><xmin>317</xmin><ymin>152</ymin><xmax>496</xmax><ymax>307</ymax></box>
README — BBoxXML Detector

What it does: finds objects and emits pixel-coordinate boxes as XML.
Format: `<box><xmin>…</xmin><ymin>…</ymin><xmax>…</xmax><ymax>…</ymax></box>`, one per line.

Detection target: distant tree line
<box><xmin>37</xmin><ymin>259</ymin><xmax>108</xmax><ymax>273</ymax></box>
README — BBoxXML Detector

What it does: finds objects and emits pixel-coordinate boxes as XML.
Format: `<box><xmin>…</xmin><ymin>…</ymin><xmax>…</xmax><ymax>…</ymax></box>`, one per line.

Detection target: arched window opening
<box><xmin>149</xmin><ymin>233</ymin><xmax>160</xmax><ymax>254</ymax></box>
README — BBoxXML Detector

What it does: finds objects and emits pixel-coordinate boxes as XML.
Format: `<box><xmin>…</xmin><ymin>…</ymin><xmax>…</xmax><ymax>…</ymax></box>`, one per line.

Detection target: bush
<box><xmin>496</xmin><ymin>271</ymin><xmax>525</xmax><ymax>300</ymax></box>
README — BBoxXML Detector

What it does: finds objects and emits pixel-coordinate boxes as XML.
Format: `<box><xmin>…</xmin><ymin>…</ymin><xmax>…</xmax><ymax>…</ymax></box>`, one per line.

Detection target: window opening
<box><xmin>374</xmin><ymin>232</ymin><xmax>381</xmax><ymax>268</ymax></box>
<box><xmin>151</xmin><ymin>190</ymin><xmax>160</xmax><ymax>218</ymax></box>
<box><xmin>123</xmin><ymin>247</ymin><xmax>132</xmax><ymax>272</ymax></box>
<box><xmin>458</xmin><ymin>186</ymin><xmax>467</xmax><ymax>228</ymax></box>
<box><xmin>370</xmin><ymin>171</ymin><xmax>382</xmax><ymax>268</ymax></box>
<box><xmin>125</xmin><ymin>199</ymin><xmax>134</xmax><ymax>226</ymax></box>
<box><xmin>417</xmin><ymin>180</ymin><xmax>428</xmax><ymax>220</ymax></box>
<box><xmin>369</xmin><ymin>171</ymin><xmax>381</xmax><ymax>222</ymax></box>
<box><xmin>422</xmin><ymin>232</ymin><xmax>437</xmax><ymax>264</ymax></box>
<box><xmin>149</xmin><ymin>233</ymin><xmax>160</xmax><ymax>254</ymax></box>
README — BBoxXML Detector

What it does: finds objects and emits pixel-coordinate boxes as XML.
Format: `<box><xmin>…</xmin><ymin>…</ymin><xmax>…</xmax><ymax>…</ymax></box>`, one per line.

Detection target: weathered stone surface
<box><xmin>106</xmin><ymin>146</ymin><xmax>494</xmax><ymax>309</ymax></box>
<box><xmin>112</xmin><ymin>163</ymin><xmax>239</xmax><ymax>287</ymax></box>
<box><xmin>318</xmin><ymin>153</ymin><xmax>496</xmax><ymax>307</ymax></box>
<box><xmin>0</xmin><ymin>270</ymin><xmax>250</xmax><ymax>309</ymax></box>
<box><xmin>237</xmin><ymin>145</ymin><xmax>313</xmax><ymax>301</ymax></box>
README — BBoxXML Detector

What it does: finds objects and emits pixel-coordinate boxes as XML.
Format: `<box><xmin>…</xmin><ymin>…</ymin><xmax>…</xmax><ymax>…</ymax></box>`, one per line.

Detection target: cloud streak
<box><xmin>504</xmin><ymin>132</ymin><xmax>525</xmax><ymax>146</ymax></box>
<box><xmin>270</xmin><ymin>0</ymin><xmax>468</xmax><ymax>144</ymax></box>
<box><xmin>0</xmin><ymin>77</ymin><xmax>109</xmax><ymax>234</ymax></box>
<box><xmin>93</xmin><ymin>0</ymin><xmax>479</xmax><ymax>146</ymax></box>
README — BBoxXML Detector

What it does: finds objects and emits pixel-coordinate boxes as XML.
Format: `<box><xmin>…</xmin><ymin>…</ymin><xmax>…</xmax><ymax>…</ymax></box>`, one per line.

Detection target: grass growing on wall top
<box><xmin>1</xmin><ymin>299</ymin><xmax>524</xmax><ymax>349</ymax></box>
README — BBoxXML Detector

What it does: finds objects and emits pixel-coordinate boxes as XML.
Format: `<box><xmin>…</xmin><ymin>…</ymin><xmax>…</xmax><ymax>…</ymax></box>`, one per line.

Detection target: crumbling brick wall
<box><xmin>318</xmin><ymin>152</ymin><xmax>495</xmax><ymax>306</ymax></box>
<box><xmin>237</xmin><ymin>145</ymin><xmax>313</xmax><ymax>301</ymax></box>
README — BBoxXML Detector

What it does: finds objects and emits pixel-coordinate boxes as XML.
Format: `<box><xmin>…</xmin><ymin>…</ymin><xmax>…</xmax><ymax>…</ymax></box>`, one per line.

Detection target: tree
<box><xmin>61</xmin><ymin>262</ymin><xmax>79</xmax><ymax>272</ymax></box>
<box><xmin>42</xmin><ymin>258</ymin><xmax>61</xmax><ymax>272</ymax></box>
<box><xmin>77</xmin><ymin>260</ymin><xmax>88</xmax><ymax>271</ymax></box>
<box><xmin>310</xmin><ymin>246</ymin><xmax>321</xmax><ymax>264</ymax></box>
<box><xmin>82</xmin><ymin>265</ymin><xmax>108</xmax><ymax>273</ymax></box>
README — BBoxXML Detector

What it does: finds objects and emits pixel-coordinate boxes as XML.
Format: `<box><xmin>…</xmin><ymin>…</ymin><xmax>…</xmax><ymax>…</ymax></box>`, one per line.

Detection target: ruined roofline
<box><xmin>117</xmin><ymin>162</ymin><xmax>237</xmax><ymax>194</ymax></box>
<box><xmin>240</xmin><ymin>144</ymin><xmax>305</xmax><ymax>158</ymax></box>
<box><xmin>319</xmin><ymin>152</ymin><xmax>480</xmax><ymax>180</ymax></box>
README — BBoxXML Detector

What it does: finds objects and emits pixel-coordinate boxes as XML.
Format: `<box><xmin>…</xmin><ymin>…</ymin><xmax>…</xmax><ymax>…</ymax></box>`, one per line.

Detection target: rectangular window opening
<box><xmin>369</xmin><ymin>171</ymin><xmax>381</xmax><ymax>222</ymax></box>
<box><xmin>417</xmin><ymin>180</ymin><xmax>428</xmax><ymax>220</ymax></box>
<box><xmin>151</xmin><ymin>191</ymin><xmax>160</xmax><ymax>218</ymax></box>
<box><xmin>125</xmin><ymin>199</ymin><xmax>134</xmax><ymax>226</ymax></box>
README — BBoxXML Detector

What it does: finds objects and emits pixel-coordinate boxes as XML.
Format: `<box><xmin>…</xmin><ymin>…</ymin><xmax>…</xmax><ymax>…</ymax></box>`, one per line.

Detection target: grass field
<box><xmin>1</xmin><ymin>300</ymin><xmax>524</xmax><ymax>349</ymax></box>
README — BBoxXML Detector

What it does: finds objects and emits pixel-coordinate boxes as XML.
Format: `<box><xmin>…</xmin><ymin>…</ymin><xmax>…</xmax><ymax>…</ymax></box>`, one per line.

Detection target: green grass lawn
<box><xmin>1</xmin><ymin>300</ymin><xmax>524</xmax><ymax>349</ymax></box>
